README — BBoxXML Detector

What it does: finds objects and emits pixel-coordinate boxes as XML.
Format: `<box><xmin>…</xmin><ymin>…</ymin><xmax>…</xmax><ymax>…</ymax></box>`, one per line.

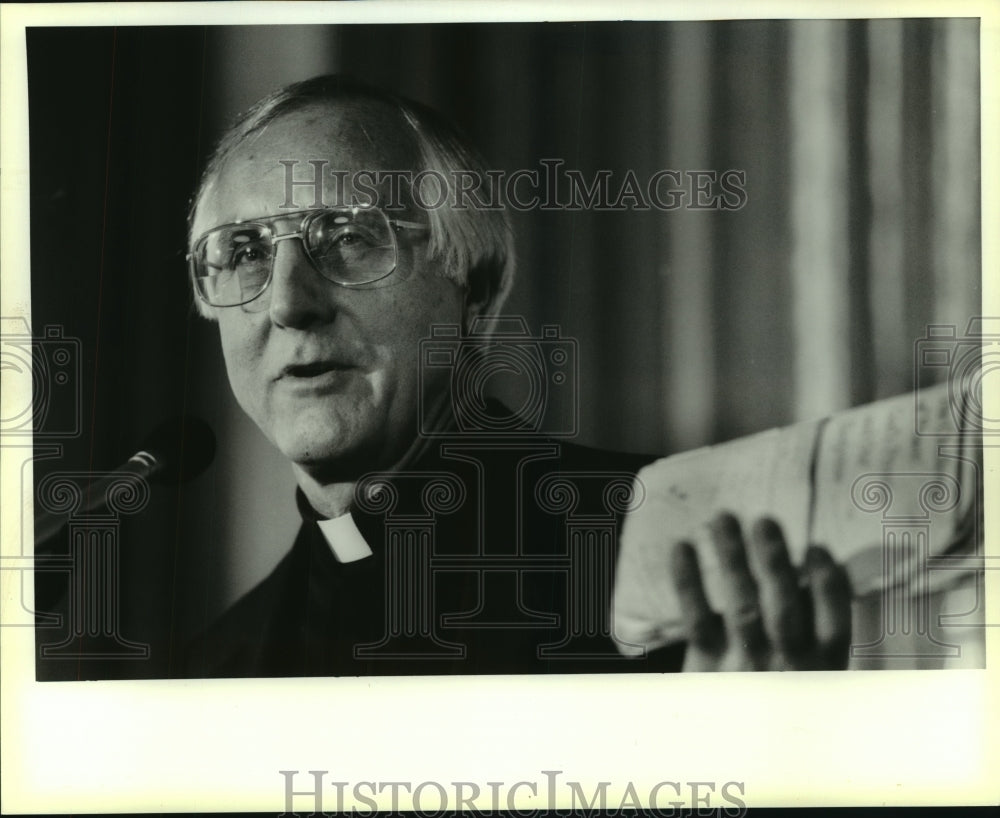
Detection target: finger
<box><xmin>709</xmin><ymin>513</ymin><xmax>767</xmax><ymax>655</ymax></box>
<box><xmin>747</xmin><ymin>517</ymin><xmax>809</xmax><ymax>658</ymax></box>
<box><xmin>804</xmin><ymin>545</ymin><xmax>853</xmax><ymax>669</ymax></box>
<box><xmin>670</xmin><ymin>540</ymin><xmax>723</xmax><ymax>651</ymax></box>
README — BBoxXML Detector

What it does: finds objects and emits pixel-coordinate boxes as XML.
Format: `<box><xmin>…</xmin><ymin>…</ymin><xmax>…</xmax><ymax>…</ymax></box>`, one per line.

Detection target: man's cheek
<box><xmin>221</xmin><ymin>347</ymin><xmax>268</xmax><ymax>424</ymax></box>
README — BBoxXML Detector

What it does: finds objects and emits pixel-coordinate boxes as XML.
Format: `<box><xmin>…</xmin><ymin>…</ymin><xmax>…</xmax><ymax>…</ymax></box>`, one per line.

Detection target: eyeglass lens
<box><xmin>194</xmin><ymin>209</ymin><xmax>396</xmax><ymax>306</ymax></box>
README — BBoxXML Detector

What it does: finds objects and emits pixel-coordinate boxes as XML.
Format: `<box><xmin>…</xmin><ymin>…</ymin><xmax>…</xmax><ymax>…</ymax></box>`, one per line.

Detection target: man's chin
<box><xmin>274</xmin><ymin>425</ymin><xmax>384</xmax><ymax>483</ymax></box>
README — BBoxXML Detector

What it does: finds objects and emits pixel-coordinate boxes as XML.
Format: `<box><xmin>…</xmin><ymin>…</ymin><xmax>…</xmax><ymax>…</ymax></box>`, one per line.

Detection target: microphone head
<box><xmin>139</xmin><ymin>415</ymin><xmax>216</xmax><ymax>484</ymax></box>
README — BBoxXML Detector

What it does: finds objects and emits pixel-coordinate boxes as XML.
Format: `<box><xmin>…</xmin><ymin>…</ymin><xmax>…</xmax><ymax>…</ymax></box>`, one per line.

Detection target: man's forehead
<box><xmin>235</xmin><ymin>99</ymin><xmax>419</xmax><ymax>171</ymax></box>
<box><xmin>195</xmin><ymin>99</ymin><xmax>423</xmax><ymax>226</ymax></box>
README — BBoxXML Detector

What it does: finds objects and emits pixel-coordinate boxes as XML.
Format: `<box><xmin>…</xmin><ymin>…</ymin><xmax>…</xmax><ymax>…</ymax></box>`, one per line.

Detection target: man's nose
<box><xmin>266</xmin><ymin>237</ymin><xmax>336</xmax><ymax>328</ymax></box>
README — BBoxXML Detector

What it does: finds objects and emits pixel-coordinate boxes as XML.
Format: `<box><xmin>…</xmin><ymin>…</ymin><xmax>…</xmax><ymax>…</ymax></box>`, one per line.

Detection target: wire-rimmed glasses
<box><xmin>188</xmin><ymin>205</ymin><xmax>428</xmax><ymax>307</ymax></box>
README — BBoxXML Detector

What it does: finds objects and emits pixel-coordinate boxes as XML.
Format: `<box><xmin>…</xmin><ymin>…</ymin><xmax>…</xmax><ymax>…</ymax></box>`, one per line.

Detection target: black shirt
<box><xmin>183</xmin><ymin>435</ymin><xmax>685</xmax><ymax>678</ymax></box>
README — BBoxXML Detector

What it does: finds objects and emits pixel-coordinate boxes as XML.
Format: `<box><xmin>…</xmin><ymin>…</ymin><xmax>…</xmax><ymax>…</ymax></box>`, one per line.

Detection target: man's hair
<box><xmin>188</xmin><ymin>74</ymin><xmax>515</xmax><ymax>320</ymax></box>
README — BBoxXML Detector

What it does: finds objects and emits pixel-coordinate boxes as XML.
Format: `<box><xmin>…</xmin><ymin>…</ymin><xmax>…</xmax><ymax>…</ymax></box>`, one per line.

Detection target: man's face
<box><xmin>191</xmin><ymin>101</ymin><xmax>467</xmax><ymax>478</ymax></box>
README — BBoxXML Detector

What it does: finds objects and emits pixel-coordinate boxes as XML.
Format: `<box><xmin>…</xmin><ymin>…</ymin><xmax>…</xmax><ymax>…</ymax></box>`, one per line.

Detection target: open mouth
<box><xmin>282</xmin><ymin>361</ymin><xmax>345</xmax><ymax>378</ymax></box>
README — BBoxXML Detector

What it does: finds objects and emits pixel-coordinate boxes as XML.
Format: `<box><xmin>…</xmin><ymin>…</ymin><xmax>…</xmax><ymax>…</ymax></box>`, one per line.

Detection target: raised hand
<box><xmin>671</xmin><ymin>513</ymin><xmax>852</xmax><ymax>671</ymax></box>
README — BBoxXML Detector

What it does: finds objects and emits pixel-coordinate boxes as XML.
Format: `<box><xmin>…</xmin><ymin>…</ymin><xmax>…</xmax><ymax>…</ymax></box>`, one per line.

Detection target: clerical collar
<box><xmin>295</xmin><ymin>488</ymin><xmax>373</xmax><ymax>564</ymax></box>
<box><xmin>289</xmin><ymin>400</ymin><xmax>463</xmax><ymax>563</ymax></box>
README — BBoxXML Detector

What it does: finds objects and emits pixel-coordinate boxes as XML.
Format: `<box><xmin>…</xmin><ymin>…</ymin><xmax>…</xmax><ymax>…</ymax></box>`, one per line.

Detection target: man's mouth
<box><xmin>277</xmin><ymin>360</ymin><xmax>357</xmax><ymax>385</ymax></box>
<box><xmin>281</xmin><ymin>361</ymin><xmax>346</xmax><ymax>378</ymax></box>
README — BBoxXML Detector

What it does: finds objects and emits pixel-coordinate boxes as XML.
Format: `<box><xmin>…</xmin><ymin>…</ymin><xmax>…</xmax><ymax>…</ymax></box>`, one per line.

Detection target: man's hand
<box><xmin>671</xmin><ymin>513</ymin><xmax>852</xmax><ymax>671</ymax></box>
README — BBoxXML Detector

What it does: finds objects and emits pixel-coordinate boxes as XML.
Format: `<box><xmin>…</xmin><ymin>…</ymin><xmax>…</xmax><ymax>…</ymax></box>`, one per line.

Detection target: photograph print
<box><xmin>13</xmin><ymin>18</ymin><xmax>988</xmax><ymax>682</ymax></box>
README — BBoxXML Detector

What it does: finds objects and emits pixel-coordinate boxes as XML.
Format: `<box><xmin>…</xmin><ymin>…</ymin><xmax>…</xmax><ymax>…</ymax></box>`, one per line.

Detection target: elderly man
<box><xmin>182</xmin><ymin>75</ymin><xmax>850</xmax><ymax>677</ymax></box>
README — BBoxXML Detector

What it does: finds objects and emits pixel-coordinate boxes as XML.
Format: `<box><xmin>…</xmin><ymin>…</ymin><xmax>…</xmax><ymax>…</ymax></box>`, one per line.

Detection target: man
<box><xmin>182</xmin><ymin>75</ymin><xmax>851</xmax><ymax>677</ymax></box>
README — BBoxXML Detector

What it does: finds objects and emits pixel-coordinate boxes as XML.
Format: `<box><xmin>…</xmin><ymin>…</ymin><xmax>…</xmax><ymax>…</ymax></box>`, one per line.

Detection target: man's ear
<box><xmin>463</xmin><ymin>295</ymin><xmax>489</xmax><ymax>333</ymax></box>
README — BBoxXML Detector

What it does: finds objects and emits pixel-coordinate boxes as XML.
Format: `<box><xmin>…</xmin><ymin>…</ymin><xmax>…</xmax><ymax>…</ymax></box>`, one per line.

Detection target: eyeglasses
<box><xmin>188</xmin><ymin>206</ymin><xmax>428</xmax><ymax>307</ymax></box>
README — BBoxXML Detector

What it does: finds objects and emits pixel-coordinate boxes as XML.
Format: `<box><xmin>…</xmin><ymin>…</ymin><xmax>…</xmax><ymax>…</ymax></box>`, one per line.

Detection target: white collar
<box><xmin>315</xmin><ymin>512</ymin><xmax>373</xmax><ymax>564</ymax></box>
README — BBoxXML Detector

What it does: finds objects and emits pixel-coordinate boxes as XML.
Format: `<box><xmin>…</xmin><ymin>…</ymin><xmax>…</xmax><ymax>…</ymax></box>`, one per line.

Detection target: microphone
<box><xmin>127</xmin><ymin>414</ymin><xmax>216</xmax><ymax>485</ymax></box>
<box><xmin>33</xmin><ymin>415</ymin><xmax>216</xmax><ymax>548</ymax></box>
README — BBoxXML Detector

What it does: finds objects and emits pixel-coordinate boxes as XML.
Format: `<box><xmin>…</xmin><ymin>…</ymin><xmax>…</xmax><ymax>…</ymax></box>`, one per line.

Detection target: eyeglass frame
<box><xmin>187</xmin><ymin>205</ymin><xmax>429</xmax><ymax>308</ymax></box>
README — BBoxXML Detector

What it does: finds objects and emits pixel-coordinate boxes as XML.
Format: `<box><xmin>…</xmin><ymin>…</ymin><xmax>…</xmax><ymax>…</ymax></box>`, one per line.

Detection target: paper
<box><xmin>612</xmin><ymin>382</ymin><xmax>982</xmax><ymax>653</ymax></box>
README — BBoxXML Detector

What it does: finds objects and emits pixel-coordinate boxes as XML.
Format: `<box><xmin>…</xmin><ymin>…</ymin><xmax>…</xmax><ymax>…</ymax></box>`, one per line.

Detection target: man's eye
<box><xmin>331</xmin><ymin>231</ymin><xmax>357</xmax><ymax>247</ymax></box>
<box><xmin>230</xmin><ymin>242</ymin><xmax>271</xmax><ymax>269</ymax></box>
<box><xmin>312</xmin><ymin>219</ymin><xmax>383</xmax><ymax>250</ymax></box>
<box><xmin>331</xmin><ymin>227</ymin><xmax>376</xmax><ymax>247</ymax></box>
